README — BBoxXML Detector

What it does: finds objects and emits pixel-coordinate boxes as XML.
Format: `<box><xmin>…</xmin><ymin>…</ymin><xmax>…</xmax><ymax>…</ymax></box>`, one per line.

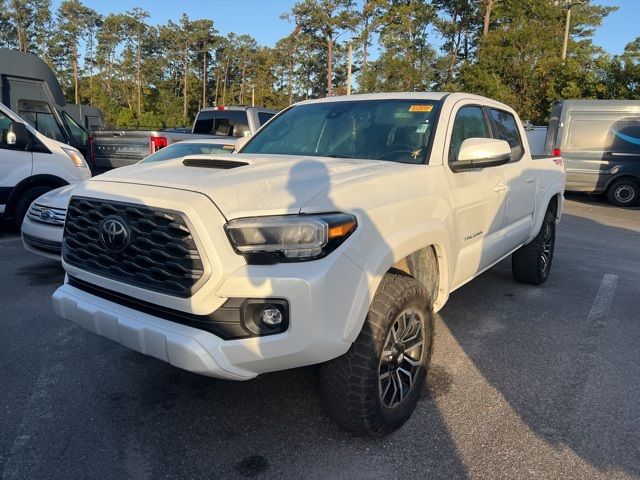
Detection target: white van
<box><xmin>0</xmin><ymin>102</ymin><xmax>91</xmax><ymax>225</ymax></box>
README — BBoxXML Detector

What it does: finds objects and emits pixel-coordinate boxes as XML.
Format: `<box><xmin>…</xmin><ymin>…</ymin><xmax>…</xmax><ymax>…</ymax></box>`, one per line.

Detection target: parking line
<box><xmin>587</xmin><ymin>273</ymin><xmax>618</xmax><ymax>320</ymax></box>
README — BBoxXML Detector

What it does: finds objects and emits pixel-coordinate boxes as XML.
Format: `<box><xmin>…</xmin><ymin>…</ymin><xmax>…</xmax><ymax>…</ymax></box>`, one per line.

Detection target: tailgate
<box><xmin>92</xmin><ymin>131</ymin><xmax>151</xmax><ymax>171</ymax></box>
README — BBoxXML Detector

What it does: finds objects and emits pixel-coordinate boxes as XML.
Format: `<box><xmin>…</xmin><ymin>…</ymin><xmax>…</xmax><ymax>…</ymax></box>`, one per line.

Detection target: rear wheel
<box><xmin>512</xmin><ymin>209</ymin><xmax>556</xmax><ymax>285</ymax></box>
<box><xmin>319</xmin><ymin>273</ymin><xmax>434</xmax><ymax>437</ymax></box>
<box><xmin>12</xmin><ymin>186</ymin><xmax>53</xmax><ymax>228</ymax></box>
<box><xmin>606</xmin><ymin>179</ymin><xmax>639</xmax><ymax>207</ymax></box>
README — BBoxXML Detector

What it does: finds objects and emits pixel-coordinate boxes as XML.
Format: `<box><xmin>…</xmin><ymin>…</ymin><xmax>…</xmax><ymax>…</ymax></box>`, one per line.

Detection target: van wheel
<box><xmin>12</xmin><ymin>186</ymin><xmax>52</xmax><ymax>228</ymax></box>
<box><xmin>606</xmin><ymin>179</ymin><xmax>639</xmax><ymax>207</ymax></box>
<box><xmin>319</xmin><ymin>273</ymin><xmax>434</xmax><ymax>437</ymax></box>
<box><xmin>512</xmin><ymin>209</ymin><xmax>556</xmax><ymax>285</ymax></box>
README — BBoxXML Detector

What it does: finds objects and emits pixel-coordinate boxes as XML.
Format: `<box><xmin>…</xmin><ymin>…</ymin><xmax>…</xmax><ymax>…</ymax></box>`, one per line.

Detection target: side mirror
<box><xmin>450</xmin><ymin>138</ymin><xmax>511</xmax><ymax>172</ymax></box>
<box><xmin>7</xmin><ymin>121</ymin><xmax>30</xmax><ymax>150</ymax></box>
<box><xmin>234</xmin><ymin>135</ymin><xmax>251</xmax><ymax>152</ymax></box>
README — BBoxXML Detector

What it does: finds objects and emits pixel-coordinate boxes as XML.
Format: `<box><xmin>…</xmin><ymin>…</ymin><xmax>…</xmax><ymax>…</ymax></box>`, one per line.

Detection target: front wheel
<box><xmin>512</xmin><ymin>209</ymin><xmax>556</xmax><ymax>285</ymax></box>
<box><xmin>319</xmin><ymin>273</ymin><xmax>434</xmax><ymax>437</ymax></box>
<box><xmin>606</xmin><ymin>179</ymin><xmax>639</xmax><ymax>207</ymax></box>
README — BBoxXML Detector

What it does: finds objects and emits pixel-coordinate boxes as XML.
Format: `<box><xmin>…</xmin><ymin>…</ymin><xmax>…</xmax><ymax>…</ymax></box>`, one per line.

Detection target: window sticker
<box><xmin>409</xmin><ymin>105</ymin><xmax>433</xmax><ymax>113</ymax></box>
<box><xmin>416</xmin><ymin>123</ymin><xmax>429</xmax><ymax>133</ymax></box>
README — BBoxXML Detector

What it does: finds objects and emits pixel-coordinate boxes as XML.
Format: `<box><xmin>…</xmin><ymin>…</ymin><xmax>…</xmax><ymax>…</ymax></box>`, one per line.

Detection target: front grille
<box><xmin>27</xmin><ymin>203</ymin><xmax>67</xmax><ymax>225</ymax></box>
<box><xmin>63</xmin><ymin>197</ymin><xmax>205</xmax><ymax>297</ymax></box>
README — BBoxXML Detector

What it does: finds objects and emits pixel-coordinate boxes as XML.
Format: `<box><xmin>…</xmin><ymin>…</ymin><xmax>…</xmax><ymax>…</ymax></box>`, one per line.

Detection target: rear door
<box><xmin>488</xmin><ymin>107</ymin><xmax>536</xmax><ymax>248</ymax></box>
<box><xmin>445</xmin><ymin>103</ymin><xmax>508</xmax><ymax>288</ymax></box>
<box><xmin>0</xmin><ymin>110</ymin><xmax>32</xmax><ymax>214</ymax></box>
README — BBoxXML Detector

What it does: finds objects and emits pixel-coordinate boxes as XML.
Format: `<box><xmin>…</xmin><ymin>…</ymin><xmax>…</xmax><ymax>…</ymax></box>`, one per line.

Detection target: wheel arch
<box><xmin>529</xmin><ymin>190</ymin><xmax>563</xmax><ymax>244</ymax></box>
<box><xmin>604</xmin><ymin>174</ymin><xmax>640</xmax><ymax>192</ymax></box>
<box><xmin>342</xmin><ymin>220</ymin><xmax>451</xmax><ymax>343</ymax></box>
<box><xmin>5</xmin><ymin>174</ymin><xmax>68</xmax><ymax>216</ymax></box>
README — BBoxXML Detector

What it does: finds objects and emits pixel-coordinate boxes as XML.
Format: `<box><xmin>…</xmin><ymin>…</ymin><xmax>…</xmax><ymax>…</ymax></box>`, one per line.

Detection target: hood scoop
<box><xmin>182</xmin><ymin>158</ymin><xmax>248</xmax><ymax>169</ymax></box>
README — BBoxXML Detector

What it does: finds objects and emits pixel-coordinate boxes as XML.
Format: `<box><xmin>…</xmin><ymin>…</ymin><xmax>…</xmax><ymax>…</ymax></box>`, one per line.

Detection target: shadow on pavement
<box><xmin>439</xmin><ymin>211</ymin><xmax>640</xmax><ymax>477</ymax></box>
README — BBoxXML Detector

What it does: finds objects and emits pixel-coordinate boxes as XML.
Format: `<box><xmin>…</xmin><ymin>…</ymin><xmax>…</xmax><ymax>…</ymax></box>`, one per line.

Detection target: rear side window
<box><xmin>449</xmin><ymin>106</ymin><xmax>491</xmax><ymax>162</ymax></box>
<box><xmin>193</xmin><ymin>110</ymin><xmax>249</xmax><ymax>137</ymax></box>
<box><xmin>489</xmin><ymin>108</ymin><xmax>523</xmax><ymax>161</ymax></box>
<box><xmin>258</xmin><ymin>112</ymin><xmax>275</xmax><ymax>125</ymax></box>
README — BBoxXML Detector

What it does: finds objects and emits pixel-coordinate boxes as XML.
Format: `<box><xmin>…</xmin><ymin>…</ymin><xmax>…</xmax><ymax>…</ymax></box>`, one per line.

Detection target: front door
<box><xmin>445</xmin><ymin>104</ymin><xmax>507</xmax><ymax>289</ymax></box>
<box><xmin>0</xmin><ymin>110</ymin><xmax>33</xmax><ymax>214</ymax></box>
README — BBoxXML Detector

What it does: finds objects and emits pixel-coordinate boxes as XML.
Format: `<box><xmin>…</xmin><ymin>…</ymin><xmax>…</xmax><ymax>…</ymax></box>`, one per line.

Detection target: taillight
<box><xmin>552</xmin><ymin>148</ymin><xmax>561</xmax><ymax>157</ymax></box>
<box><xmin>150</xmin><ymin>136</ymin><xmax>168</xmax><ymax>153</ymax></box>
<box><xmin>88</xmin><ymin>135</ymin><xmax>95</xmax><ymax>162</ymax></box>
<box><xmin>215</xmin><ymin>105</ymin><xmax>226</xmax><ymax>110</ymax></box>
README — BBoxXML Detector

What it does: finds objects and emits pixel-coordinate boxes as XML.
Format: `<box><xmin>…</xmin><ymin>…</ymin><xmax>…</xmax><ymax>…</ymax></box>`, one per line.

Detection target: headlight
<box><xmin>225</xmin><ymin>213</ymin><xmax>357</xmax><ymax>263</ymax></box>
<box><xmin>62</xmin><ymin>147</ymin><xmax>87</xmax><ymax>168</ymax></box>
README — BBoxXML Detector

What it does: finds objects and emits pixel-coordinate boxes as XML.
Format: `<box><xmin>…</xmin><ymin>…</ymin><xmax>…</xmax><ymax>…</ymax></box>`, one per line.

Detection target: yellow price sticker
<box><xmin>409</xmin><ymin>105</ymin><xmax>433</xmax><ymax>112</ymax></box>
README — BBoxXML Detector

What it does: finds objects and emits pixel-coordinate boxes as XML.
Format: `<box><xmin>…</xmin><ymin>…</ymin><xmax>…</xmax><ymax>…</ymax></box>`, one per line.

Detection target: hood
<box><xmin>34</xmin><ymin>183</ymin><xmax>79</xmax><ymax>210</ymax></box>
<box><xmin>91</xmin><ymin>154</ymin><xmax>394</xmax><ymax>219</ymax></box>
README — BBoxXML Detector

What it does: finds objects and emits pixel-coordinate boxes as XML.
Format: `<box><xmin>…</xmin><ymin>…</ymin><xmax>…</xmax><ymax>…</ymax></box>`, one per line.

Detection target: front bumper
<box><xmin>21</xmin><ymin>217</ymin><xmax>63</xmax><ymax>260</ymax></box>
<box><xmin>52</xmin><ymin>252</ymin><xmax>364</xmax><ymax>379</ymax></box>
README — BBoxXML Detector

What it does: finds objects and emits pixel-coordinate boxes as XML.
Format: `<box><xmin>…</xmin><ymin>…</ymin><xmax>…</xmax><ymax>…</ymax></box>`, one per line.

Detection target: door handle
<box><xmin>526</xmin><ymin>176</ymin><xmax>536</xmax><ymax>184</ymax></box>
<box><xmin>494</xmin><ymin>183</ymin><xmax>508</xmax><ymax>193</ymax></box>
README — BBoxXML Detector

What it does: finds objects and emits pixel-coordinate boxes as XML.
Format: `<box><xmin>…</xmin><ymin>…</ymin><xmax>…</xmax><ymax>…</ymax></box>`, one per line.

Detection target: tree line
<box><xmin>0</xmin><ymin>0</ymin><xmax>638</xmax><ymax>127</ymax></box>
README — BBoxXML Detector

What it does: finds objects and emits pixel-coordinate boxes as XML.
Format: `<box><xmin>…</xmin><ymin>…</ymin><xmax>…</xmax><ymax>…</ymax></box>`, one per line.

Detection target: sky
<box><xmin>53</xmin><ymin>0</ymin><xmax>638</xmax><ymax>55</ymax></box>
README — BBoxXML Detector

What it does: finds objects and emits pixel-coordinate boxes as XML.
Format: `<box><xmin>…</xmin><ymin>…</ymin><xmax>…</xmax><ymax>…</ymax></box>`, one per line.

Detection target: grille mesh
<box><xmin>63</xmin><ymin>197</ymin><xmax>204</xmax><ymax>297</ymax></box>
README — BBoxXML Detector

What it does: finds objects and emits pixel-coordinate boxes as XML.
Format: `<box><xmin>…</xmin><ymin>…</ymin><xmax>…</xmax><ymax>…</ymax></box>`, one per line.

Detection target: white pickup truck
<box><xmin>53</xmin><ymin>93</ymin><xmax>565</xmax><ymax>436</ymax></box>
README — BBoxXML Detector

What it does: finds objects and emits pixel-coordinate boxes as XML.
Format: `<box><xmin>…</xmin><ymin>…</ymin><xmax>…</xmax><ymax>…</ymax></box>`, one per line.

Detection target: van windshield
<box><xmin>241</xmin><ymin>100</ymin><xmax>439</xmax><ymax>164</ymax></box>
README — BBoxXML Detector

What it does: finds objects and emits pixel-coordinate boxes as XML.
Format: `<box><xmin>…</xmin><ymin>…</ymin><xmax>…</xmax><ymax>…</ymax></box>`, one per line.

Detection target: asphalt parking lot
<box><xmin>1</xmin><ymin>194</ymin><xmax>639</xmax><ymax>480</ymax></box>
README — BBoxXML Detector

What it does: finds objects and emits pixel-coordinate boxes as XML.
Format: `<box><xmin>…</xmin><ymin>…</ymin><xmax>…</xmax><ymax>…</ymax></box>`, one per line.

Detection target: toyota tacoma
<box><xmin>53</xmin><ymin>93</ymin><xmax>565</xmax><ymax>436</ymax></box>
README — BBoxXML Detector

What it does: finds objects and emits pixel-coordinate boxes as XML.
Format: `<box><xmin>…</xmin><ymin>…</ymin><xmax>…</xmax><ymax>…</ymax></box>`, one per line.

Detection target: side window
<box><xmin>0</xmin><ymin>111</ymin><xmax>12</xmax><ymax>149</ymax></box>
<box><xmin>449</xmin><ymin>106</ymin><xmax>491</xmax><ymax>162</ymax></box>
<box><xmin>489</xmin><ymin>108</ymin><xmax>523</xmax><ymax>161</ymax></box>
<box><xmin>62</xmin><ymin>112</ymin><xmax>88</xmax><ymax>147</ymax></box>
<box><xmin>258</xmin><ymin>112</ymin><xmax>275</xmax><ymax>125</ymax></box>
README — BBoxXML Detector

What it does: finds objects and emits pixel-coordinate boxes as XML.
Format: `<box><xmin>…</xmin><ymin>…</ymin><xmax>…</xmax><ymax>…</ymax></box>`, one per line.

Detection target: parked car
<box><xmin>21</xmin><ymin>183</ymin><xmax>75</xmax><ymax>259</ymax></box>
<box><xmin>90</xmin><ymin>106</ymin><xmax>277</xmax><ymax>172</ymax></box>
<box><xmin>545</xmin><ymin>99</ymin><xmax>640</xmax><ymax>206</ymax></box>
<box><xmin>0</xmin><ymin>102</ymin><xmax>91</xmax><ymax>227</ymax></box>
<box><xmin>53</xmin><ymin>92</ymin><xmax>565</xmax><ymax>436</ymax></box>
<box><xmin>21</xmin><ymin>139</ymin><xmax>237</xmax><ymax>260</ymax></box>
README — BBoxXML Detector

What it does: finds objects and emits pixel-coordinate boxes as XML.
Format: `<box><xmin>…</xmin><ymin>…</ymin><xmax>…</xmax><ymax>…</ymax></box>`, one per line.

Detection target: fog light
<box><xmin>261</xmin><ymin>307</ymin><xmax>283</xmax><ymax>326</ymax></box>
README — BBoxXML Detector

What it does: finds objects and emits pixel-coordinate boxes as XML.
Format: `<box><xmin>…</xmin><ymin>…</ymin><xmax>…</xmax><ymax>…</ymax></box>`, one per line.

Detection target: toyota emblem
<box><xmin>99</xmin><ymin>216</ymin><xmax>130</xmax><ymax>252</ymax></box>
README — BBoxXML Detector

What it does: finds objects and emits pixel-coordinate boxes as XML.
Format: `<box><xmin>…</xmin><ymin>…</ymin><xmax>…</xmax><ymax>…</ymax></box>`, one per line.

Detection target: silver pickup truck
<box><xmin>90</xmin><ymin>106</ymin><xmax>277</xmax><ymax>172</ymax></box>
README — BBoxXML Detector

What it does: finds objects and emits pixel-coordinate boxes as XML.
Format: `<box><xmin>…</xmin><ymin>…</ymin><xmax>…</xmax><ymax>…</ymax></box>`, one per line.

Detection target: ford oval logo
<box><xmin>99</xmin><ymin>216</ymin><xmax>130</xmax><ymax>252</ymax></box>
<box><xmin>40</xmin><ymin>209</ymin><xmax>55</xmax><ymax>221</ymax></box>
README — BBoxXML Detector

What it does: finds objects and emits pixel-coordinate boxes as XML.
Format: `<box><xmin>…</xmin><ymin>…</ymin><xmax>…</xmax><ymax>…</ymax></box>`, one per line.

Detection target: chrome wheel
<box><xmin>378</xmin><ymin>309</ymin><xmax>424</xmax><ymax>408</ymax></box>
<box><xmin>614</xmin><ymin>184</ymin><xmax>635</xmax><ymax>204</ymax></box>
<box><xmin>540</xmin><ymin>223</ymin><xmax>553</xmax><ymax>273</ymax></box>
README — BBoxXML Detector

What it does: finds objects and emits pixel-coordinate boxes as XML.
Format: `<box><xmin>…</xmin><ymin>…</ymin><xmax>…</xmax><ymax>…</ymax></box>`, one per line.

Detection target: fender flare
<box><xmin>342</xmin><ymin>219</ymin><xmax>451</xmax><ymax>342</ymax></box>
<box><xmin>528</xmin><ymin>186</ymin><xmax>563</xmax><ymax>243</ymax></box>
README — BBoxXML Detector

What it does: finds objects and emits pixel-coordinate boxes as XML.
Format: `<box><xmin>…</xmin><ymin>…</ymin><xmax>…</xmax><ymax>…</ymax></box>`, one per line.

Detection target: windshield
<box><xmin>140</xmin><ymin>142</ymin><xmax>235</xmax><ymax>163</ymax></box>
<box><xmin>241</xmin><ymin>99</ymin><xmax>439</xmax><ymax>164</ymax></box>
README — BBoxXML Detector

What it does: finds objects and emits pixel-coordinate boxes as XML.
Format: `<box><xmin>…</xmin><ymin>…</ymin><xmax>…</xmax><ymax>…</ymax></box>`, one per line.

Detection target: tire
<box><xmin>11</xmin><ymin>186</ymin><xmax>53</xmax><ymax>228</ymax></box>
<box><xmin>512</xmin><ymin>209</ymin><xmax>556</xmax><ymax>285</ymax></box>
<box><xmin>606</xmin><ymin>179</ymin><xmax>639</xmax><ymax>207</ymax></box>
<box><xmin>319</xmin><ymin>273</ymin><xmax>434</xmax><ymax>437</ymax></box>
